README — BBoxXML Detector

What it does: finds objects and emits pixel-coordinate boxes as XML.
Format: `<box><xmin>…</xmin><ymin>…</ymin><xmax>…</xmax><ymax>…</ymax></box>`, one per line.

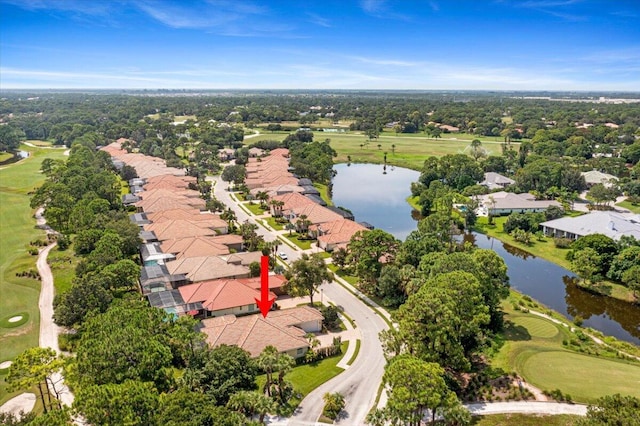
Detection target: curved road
<box><xmin>35</xmin><ymin>210</ymin><xmax>74</xmax><ymax>407</ymax></box>
<box><xmin>212</xmin><ymin>175</ymin><xmax>389</xmax><ymax>425</ymax></box>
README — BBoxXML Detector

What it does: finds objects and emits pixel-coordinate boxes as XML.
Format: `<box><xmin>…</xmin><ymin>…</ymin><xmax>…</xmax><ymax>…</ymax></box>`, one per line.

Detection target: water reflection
<box><xmin>470</xmin><ymin>231</ymin><xmax>640</xmax><ymax>345</ymax></box>
<box><xmin>331</xmin><ymin>163</ymin><xmax>420</xmax><ymax>241</ymax></box>
<box><xmin>330</xmin><ymin>163</ymin><xmax>640</xmax><ymax>345</ymax></box>
<box><xmin>502</xmin><ymin>243</ymin><xmax>535</xmax><ymax>261</ymax></box>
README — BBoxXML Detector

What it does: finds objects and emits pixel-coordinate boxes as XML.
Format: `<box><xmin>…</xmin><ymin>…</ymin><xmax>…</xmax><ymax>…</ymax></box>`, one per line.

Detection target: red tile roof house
<box><xmin>161</xmin><ymin>236</ymin><xmax>231</xmax><ymax>259</ymax></box>
<box><xmin>143</xmin><ymin>175</ymin><xmax>197</xmax><ymax>191</ymax></box>
<box><xmin>288</xmin><ymin>204</ymin><xmax>343</xmax><ymax>232</ymax></box>
<box><xmin>270</xmin><ymin>192</ymin><xmax>316</xmax><ymax>216</ymax></box>
<box><xmin>178</xmin><ymin>277</ymin><xmax>281</xmax><ymax>318</ymax></box>
<box><xmin>165</xmin><ymin>252</ymin><xmax>263</xmax><ymax>284</ymax></box>
<box><xmin>310</xmin><ymin>219</ymin><xmax>368</xmax><ymax>252</ymax></box>
<box><xmin>201</xmin><ymin>306</ymin><xmax>323</xmax><ymax>358</ymax></box>
<box><xmin>137</xmin><ymin>187</ymin><xmax>202</xmax><ymax>201</ymax></box>
<box><xmin>135</xmin><ymin>195</ymin><xmax>206</xmax><ymax>213</ymax></box>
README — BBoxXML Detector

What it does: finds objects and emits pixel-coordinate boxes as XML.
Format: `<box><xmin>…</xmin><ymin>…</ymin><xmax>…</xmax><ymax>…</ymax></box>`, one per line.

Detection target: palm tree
<box><xmin>253</xmin><ymin>392</ymin><xmax>276</xmax><ymax>423</ymax></box>
<box><xmin>256</xmin><ymin>191</ymin><xmax>269</xmax><ymax>209</ymax></box>
<box><xmin>275</xmin><ymin>353</ymin><xmax>295</xmax><ymax>403</ymax></box>
<box><xmin>470</xmin><ymin>139</ymin><xmax>484</xmax><ymax>162</ymax></box>
<box><xmin>257</xmin><ymin>346</ymin><xmax>279</xmax><ymax>397</ymax></box>
<box><xmin>296</xmin><ymin>214</ymin><xmax>311</xmax><ymax>234</ymax></box>
<box><xmin>269</xmin><ymin>199</ymin><xmax>284</xmax><ymax>217</ymax></box>
<box><xmin>220</xmin><ymin>207</ymin><xmax>237</xmax><ymax>228</ymax></box>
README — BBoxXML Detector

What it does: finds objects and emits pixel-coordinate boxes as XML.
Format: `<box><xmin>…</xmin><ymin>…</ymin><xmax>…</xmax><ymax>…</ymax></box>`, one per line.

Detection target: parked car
<box><xmin>278</xmin><ymin>252</ymin><xmax>288</xmax><ymax>260</ymax></box>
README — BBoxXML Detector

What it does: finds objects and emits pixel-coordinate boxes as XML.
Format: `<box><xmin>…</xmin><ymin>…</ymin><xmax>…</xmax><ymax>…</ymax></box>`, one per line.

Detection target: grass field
<box><xmin>492</xmin><ymin>301</ymin><xmax>640</xmax><ymax>403</ymax></box>
<box><xmin>246</xmin><ymin>130</ymin><xmax>519</xmax><ymax>171</ymax></box>
<box><xmin>0</xmin><ymin>145</ymin><xmax>67</xmax><ymax>404</ymax></box>
<box><xmin>473</xmin><ymin>413</ymin><xmax>580</xmax><ymax>425</ymax></box>
<box><xmin>616</xmin><ymin>199</ymin><xmax>640</xmax><ymax>214</ymax></box>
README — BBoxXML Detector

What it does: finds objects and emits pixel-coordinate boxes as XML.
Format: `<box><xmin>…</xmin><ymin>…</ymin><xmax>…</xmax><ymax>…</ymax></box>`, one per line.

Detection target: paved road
<box><xmin>35</xmin><ymin>210</ymin><xmax>75</xmax><ymax>408</ymax></box>
<box><xmin>466</xmin><ymin>401</ymin><xmax>588</xmax><ymax>416</ymax></box>
<box><xmin>212</xmin><ymin>176</ymin><xmax>389</xmax><ymax>425</ymax></box>
<box><xmin>291</xmin><ymin>281</ymin><xmax>388</xmax><ymax>425</ymax></box>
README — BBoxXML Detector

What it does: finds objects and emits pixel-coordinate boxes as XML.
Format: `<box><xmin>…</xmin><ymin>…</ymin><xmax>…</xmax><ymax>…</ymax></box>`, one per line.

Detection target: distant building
<box><xmin>580</xmin><ymin>170</ymin><xmax>618</xmax><ymax>188</ymax></box>
<box><xmin>540</xmin><ymin>211</ymin><xmax>640</xmax><ymax>241</ymax></box>
<box><xmin>480</xmin><ymin>172</ymin><xmax>515</xmax><ymax>190</ymax></box>
<box><xmin>480</xmin><ymin>192</ymin><xmax>560</xmax><ymax>216</ymax></box>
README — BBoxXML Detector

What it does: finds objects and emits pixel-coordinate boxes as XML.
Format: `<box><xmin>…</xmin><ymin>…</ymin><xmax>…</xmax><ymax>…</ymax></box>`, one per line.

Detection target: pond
<box><xmin>331</xmin><ymin>163</ymin><xmax>420</xmax><ymax>241</ymax></box>
<box><xmin>466</xmin><ymin>232</ymin><xmax>640</xmax><ymax>345</ymax></box>
<box><xmin>332</xmin><ymin>163</ymin><xmax>640</xmax><ymax>345</ymax></box>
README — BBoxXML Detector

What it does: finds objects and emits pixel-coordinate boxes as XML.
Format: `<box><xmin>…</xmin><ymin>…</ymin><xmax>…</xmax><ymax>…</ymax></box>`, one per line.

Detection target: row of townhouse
<box><xmin>245</xmin><ymin>148</ymin><xmax>371</xmax><ymax>252</ymax></box>
<box><xmin>100</xmin><ymin>141</ymin><xmax>323</xmax><ymax>359</ymax></box>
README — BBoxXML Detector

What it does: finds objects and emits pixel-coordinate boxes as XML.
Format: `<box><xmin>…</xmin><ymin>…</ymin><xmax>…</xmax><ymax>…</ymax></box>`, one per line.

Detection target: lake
<box><xmin>331</xmin><ymin>163</ymin><xmax>640</xmax><ymax>345</ymax></box>
<box><xmin>331</xmin><ymin>163</ymin><xmax>420</xmax><ymax>241</ymax></box>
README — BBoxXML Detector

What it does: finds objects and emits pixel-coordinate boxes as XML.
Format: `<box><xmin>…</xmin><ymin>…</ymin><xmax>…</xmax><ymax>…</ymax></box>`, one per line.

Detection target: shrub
<box><xmin>554</xmin><ymin>237</ymin><xmax>573</xmax><ymax>248</ymax></box>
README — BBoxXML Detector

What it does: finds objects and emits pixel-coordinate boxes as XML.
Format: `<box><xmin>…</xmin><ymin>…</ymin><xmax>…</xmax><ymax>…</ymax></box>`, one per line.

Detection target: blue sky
<box><xmin>1</xmin><ymin>0</ymin><xmax>639</xmax><ymax>90</ymax></box>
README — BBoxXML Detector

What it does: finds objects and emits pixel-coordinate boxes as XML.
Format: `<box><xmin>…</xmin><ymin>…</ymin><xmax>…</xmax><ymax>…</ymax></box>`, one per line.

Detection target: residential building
<box><xmin>480</xmin><ymin>191</ymin><xmax>560</xmax><ymax>216</ymax></box>
<box><xmin>480</xmin><ymin>172</ymin><xmax>515</xmax><ymax>190</ymax></box>
<box><xmin>540</xmin><ymin>211</ymin><xmax>640</xmax><ymax>241</ymax></box>
<box><xmin>581</xmin><ymin>170</ymin><xmax>619</xmax><ymax>188</ymax></box>
<box><xmin>201</xmin><ymin>306</ymin><xmax>323</xmax><ymax>358</ymax></box>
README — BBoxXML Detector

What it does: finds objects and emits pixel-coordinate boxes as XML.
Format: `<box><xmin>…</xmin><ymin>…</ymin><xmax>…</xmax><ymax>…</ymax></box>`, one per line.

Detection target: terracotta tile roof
<box><xmin>209</xmin><ymin>234</ymin><xmax>244</xmax><ymax>246</ymax></box>
<box><xmin>166</xmin><ymin>254</ymin><xmax>260</xmax><ymax>283</ymax></box>
<box><xmin>146</xmin><ymin>209</ymin><xmax>215</xmax><ymax>223</ymax></box>
<box><xmin>291</xmin><ymin>204</ymin><xmax>343</xmax><ymax>226</ymax></box>
<box><xmin>221</xmin><ymin>251</ymin><xmax>262</xmax><ymax>266</ymax></box>
<box><xmin>201</xmin><ymin>306</ymin><xmax>320</xmax><ymax>357</ymax></box>
<box><xmin>272</xmin><ymin>192</ymin><xmax>316</xmax><ymax>211</ymax></box>
<box><xmin>179</xmin><ymin>279</ymin><xmax>276</xmax><ymax>312</ymax></box>
<box><xmin>145</xmin><ymin>220</ymin><xmax>217</xmax><ymax>241</ymax></box>
<box><xmin>314</xmin><ymin>219</ymin><xmax>368</xmax><ymax>245</ymax></box>
<box><xmin>100</xmin><ymin>142</ymin><xmax>186</xmax><ymax>179</ymax></box>
<box><xmin>267</xmin><ymin>305</ymin><xmax>323</xmax><ymax>328</ymax></box>
<box><xmin>136</xmin><ymin>196</ymin><xmax>206</xmax><ymax>213</ymax></box>
<box><xmin>138</xmin><ymin>188</ymin><xmax>201</xmax><ymax>200</ymax></box>
<box><xmin>146</xmin><ymin>174</ymin><xmax>196</xmax><ymax>185</ymax></box>
<box><xmin>161</xmin><ymin>236</ymin><xmax>230</xmax><ymax>258</ymax></box>
<box><xmin>238</xmin><ymin>274</ymin><xmax>288</xmax><ymax>292</ymax></box>
<box><xmin>146</xmin><ymin>211</ymin><xmax>228</xmax><ymax>232</ymax></box>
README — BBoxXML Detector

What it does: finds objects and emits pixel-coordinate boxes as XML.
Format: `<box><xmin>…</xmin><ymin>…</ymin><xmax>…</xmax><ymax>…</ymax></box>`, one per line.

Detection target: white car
<box><xmin>278</xmin><ymin>252</ymin><xmax>288</xmax><ymax>260</ymax></box>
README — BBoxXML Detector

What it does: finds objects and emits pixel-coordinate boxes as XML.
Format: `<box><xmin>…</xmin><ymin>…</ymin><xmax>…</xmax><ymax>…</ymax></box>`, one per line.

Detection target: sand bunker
<box><xmin>0</xmin><ymin>361</ymin><xmax>12</xmax><ymax>369</ymax></box>
<box><xmin>8</xmin><ymin>316</ymin><xmax>23</xmax><ymax>323</ymax></box>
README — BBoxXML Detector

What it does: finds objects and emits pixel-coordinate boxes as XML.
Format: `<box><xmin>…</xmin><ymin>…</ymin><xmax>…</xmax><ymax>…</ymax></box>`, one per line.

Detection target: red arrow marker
<box><xmin>255</xmin><ymin>255</ymin><xmax>275</xmax><ymax>318</ymax></box>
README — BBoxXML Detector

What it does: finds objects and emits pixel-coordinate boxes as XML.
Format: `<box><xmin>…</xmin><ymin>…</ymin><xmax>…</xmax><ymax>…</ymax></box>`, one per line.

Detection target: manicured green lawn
<box><xmin>522</xmin><ymin>351</ymin><xmax>640</xmax><ymax>402</ymax></box>
<box><xmin>0</xmin><ymin>152</ymin><xmax>13</xmax><ymax>162</ymax></box>
<box><xmin>47</xmin><ymin>244</ymin><xmax>80</xmax><ymax>294</ymax></box>
<box><xmin>265</xmin><ymin>216</ymin><xmax>285</xmax><ymax>231</ymax></box>
<box><xmin>616</xmin><ymin>199</ymin><xmax>640</xmax><ymax>214</ymax></box>
<box><xmin>492</xmin><ymin>301</ymin><xmax>640</xmax><ymax>404</ymax></box>
<box><xmin>283</xmin><ymin>234</ymin><xmax>313</xmax><ymax>250</ymax></box>
<box><xmin>286</xmin><ymin>344</ymin><xmax>347</xmax><ymax>397</ymax></box>
<box><xmin>246</xmin><ymin>130</ymin><xmax>520</xmax><ymax>171</ymax></box>
<box><xmin>313</xmin><ymin>183</ymin><xmax>334</xmax><ymax>206</ymax></box>
<box><xmin>244</xmin><ymin>202</ymin><xmax>268</xmax><ymax>215</ymax></box>
<box><xmin>0</xmin><ymin>145</ymin><xmax>67</xmax><ymax>405</ymax></box>
<box><xmin>255</xmin><ymin>342</ymin><xmax>347</xmax><ymax>415</ymax></box>
<box><xmin>473</xmin><ymin>413</ymin><xmax>580</xmax><ymax>426</ymax></box>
